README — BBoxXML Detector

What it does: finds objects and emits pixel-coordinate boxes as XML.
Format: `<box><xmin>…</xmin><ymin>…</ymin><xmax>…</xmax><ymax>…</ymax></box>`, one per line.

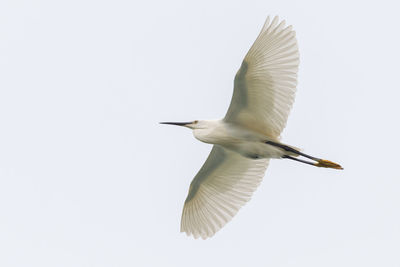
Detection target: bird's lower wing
<box><xmin>224</xmin><ymin>16</ymin><xmax>299</xmax><ymax>138</ymax></box>
<box><xmin>181</xmin><ymin>145</ymin><xmax>269</xmax><ymax>239</ymax></box>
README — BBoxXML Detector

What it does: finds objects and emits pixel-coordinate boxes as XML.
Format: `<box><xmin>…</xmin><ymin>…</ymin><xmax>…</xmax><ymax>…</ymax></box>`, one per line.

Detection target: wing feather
<box><xmin>181</xmin><ymin>146</ymin><xmax>269</xmax><ymax>239</ymax></box>
<box><xmin>224</xmin><ymin>16</ymin><xmax>299</xmax><ymax>139</ymax></box>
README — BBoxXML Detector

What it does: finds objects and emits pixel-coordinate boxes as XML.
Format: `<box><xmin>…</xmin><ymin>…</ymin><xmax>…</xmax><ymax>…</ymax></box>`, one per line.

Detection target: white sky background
<box><xmin>1</xmin><ymin>0</ymin><xmax>399</xmax><ymax>266</ymax></box>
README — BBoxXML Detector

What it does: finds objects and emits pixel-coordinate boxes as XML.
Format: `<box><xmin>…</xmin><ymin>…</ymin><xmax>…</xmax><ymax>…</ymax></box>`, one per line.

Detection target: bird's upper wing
<box><xmin>224</xmin><ymin>16</ymin><xmax>299</xmax><ymax>139</ymax></box>
<box><xmin>181</xmin><ymin>145</ymin><xmax>269</xmax><ymax>239</ymax></box>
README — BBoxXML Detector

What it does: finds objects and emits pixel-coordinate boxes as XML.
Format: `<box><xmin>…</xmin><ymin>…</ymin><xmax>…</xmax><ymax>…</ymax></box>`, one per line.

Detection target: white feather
<box><xmin>224</xmin><ymin>16</ymin><xmax>299</xmax><ymax>139</ymax></box>
<box><xmin>181</xmin><ymin>146</ymin><xmax>269</xmax><ymax>239</ymax></box>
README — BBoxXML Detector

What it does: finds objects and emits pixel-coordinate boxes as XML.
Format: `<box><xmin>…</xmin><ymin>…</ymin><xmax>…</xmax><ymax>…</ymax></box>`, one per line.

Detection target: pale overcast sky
<box><xmin>1</xmin><ymin>0</ymin><xmax>399</xmax><ymax>266</ymax></box>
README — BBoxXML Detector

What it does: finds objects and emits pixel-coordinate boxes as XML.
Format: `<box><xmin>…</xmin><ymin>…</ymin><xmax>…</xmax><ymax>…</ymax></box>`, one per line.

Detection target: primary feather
<box><xmin>224</xmin><ymin>16</ymin><xmax>299</xmax><ymax>139</ymax></box>
<box><xmin>181</xmin><ymin>146</ymin><xmax>269</xmax><ymax>239</ymax></box>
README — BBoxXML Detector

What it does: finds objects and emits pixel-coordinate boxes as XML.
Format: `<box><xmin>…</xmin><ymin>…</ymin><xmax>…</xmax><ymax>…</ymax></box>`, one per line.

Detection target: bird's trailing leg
<box><xmin>282</xmin><ymin>155</ymin><xmax>316</xmax><ymax>166</ymax></box>
<box><xmin>266</xmin><ymin>141</ymin><xmax>343</xmax><ymax>170</ymax></box>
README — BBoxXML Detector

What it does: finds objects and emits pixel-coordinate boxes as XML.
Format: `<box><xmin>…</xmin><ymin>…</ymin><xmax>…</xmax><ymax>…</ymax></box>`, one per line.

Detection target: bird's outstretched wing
<box><xmin>224</xmin><ymin>16</ymin><xmax>299</xmax><ymax>139</ymax></box>
<box><xmin>181</xmin><ymin>145</ymin><xmax>269</xmax><ymax>239</ymax></box>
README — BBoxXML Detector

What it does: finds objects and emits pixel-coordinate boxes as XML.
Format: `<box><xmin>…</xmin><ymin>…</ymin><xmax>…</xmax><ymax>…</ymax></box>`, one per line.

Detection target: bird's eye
<box><xmin>194</xmin><ymin>120</ymin><xmax>198</xmax><ymax>124</ymax></box>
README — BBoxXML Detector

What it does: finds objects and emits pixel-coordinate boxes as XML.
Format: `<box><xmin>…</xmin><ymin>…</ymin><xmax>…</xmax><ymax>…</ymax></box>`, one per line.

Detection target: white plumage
<box><xmin>225</xmin><ymin>16</ymin><xmax>299</xmax><ymax>138</ymax></box>
<box><xmin>181</xmin><ymin>146</ymin><xmax>269</xmax><ymax>239</ymax></box>
<box><xmin>161</xmin><ymin>16</ymin><xmax>342</xmax><ymax>239</ymax></box>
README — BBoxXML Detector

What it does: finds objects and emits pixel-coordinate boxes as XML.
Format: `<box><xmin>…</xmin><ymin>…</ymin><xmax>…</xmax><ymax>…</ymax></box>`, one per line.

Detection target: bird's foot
<box><xmin>315</xmin><ymin>159</ymin><xmax>343</xmax><ymax>170</ymax></box>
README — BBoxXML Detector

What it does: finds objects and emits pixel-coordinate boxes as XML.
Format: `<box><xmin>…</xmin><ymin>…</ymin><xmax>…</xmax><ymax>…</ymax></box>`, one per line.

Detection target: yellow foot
<box><xmin>316</xmin><ymin>159</ymin><xmax>343</xmax><ymax>170</ymax></box>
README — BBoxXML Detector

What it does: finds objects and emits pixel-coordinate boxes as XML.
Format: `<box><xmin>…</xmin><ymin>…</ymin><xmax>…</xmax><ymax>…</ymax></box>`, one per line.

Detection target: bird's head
<box><xmin>159</xmin><ymin>120</ymin><xmax>205</xmax><ymax>130</ymax></box>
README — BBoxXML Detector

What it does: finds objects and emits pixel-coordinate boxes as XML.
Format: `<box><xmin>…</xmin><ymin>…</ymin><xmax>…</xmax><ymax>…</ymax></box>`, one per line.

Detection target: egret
<box><xmin>161</xmin><ymin>16</ymin><xmax>342</xmax><ymax>239</ymax></box>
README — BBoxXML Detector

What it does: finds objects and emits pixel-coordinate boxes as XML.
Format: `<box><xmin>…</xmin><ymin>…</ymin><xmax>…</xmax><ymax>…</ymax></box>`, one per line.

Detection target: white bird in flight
<box><xmin>161</xmin><ymin>16</ymin><xmax>342</xmax><ymax>239</ymax></box>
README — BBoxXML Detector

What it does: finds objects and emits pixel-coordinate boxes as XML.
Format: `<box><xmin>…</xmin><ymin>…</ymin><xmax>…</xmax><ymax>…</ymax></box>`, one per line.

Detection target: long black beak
<box><xmin>159</xmin><ymin>121</ymin><xmax>191</xmax><ymax>126</ymax></box>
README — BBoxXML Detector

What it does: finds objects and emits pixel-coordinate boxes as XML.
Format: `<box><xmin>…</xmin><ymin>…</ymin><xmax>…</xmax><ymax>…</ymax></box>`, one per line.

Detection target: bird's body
<box><xmin>161</xmin><ymin>16</ymin><xmax>342</xmax><ymax>239</ymax></box>
<box><xmin>193</xmin><ymin>120</ymin><xmax>286</xmax><ymax>159</ymax></box>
